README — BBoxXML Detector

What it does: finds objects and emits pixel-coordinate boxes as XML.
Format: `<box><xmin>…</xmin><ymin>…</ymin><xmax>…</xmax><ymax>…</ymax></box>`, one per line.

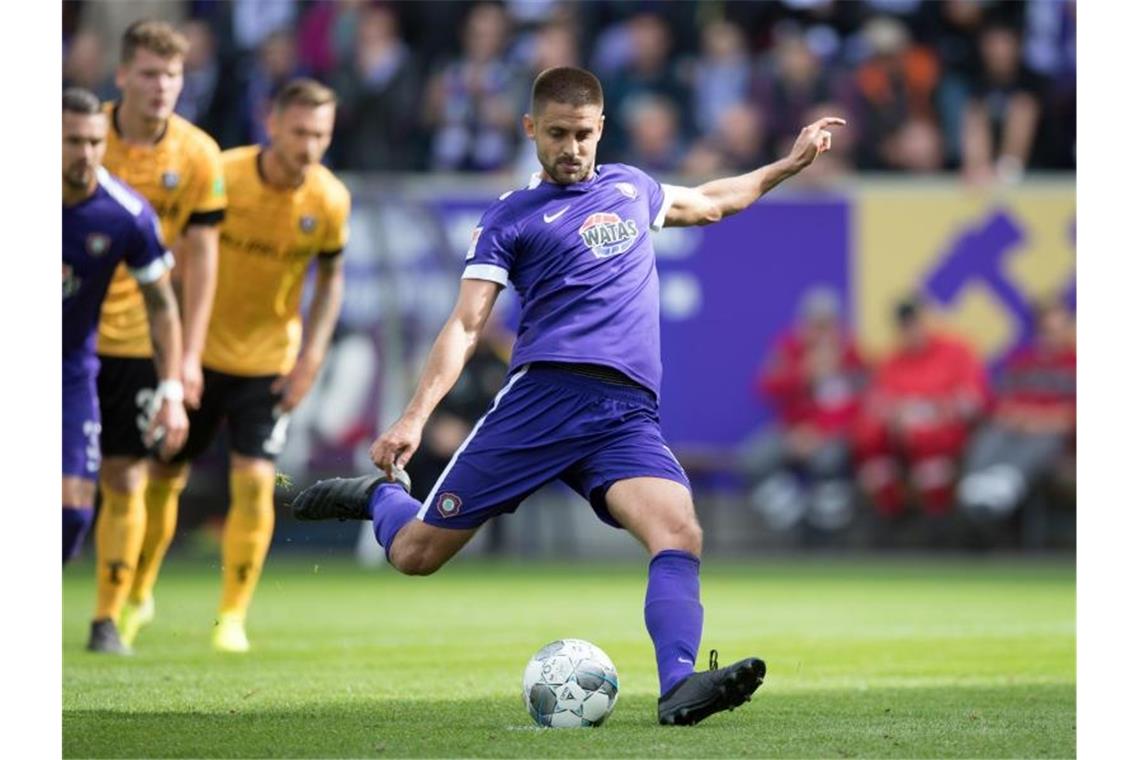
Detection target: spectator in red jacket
<box><xmin>743</xmin><ymin>288</ymin><xmax>866</xmax><ymax>532</ymax></box>
<box><xmin>957</xmin><ymin>298</ymin><xmax>1075</xmax><ymax>519</ymax></box>
<box><xmin>854</xmin><ymin>298</ymin><xmax>989</xmax><ymax>519</ymax></box>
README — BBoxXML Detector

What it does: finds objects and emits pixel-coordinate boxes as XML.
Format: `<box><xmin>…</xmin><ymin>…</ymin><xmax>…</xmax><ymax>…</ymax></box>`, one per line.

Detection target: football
<box><xmin>522</xmin><ymin>639</ymin><xmax>619</xmax><ymax>727</ymax></box>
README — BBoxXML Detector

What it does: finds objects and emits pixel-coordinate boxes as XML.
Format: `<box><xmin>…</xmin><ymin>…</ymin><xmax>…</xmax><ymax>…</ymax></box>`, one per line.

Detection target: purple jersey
<box><xmin>63</xmin><ymin>167</ymin><xmax>170</xmax><ymax>380</ymax></box>
<box><xmin>462</xmin><ymin>163</ymin><xmax>675</xmax><ymax>397</ymax></box>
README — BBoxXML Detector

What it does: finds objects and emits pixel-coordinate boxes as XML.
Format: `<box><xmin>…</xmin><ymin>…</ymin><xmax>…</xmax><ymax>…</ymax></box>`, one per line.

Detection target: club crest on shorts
<box><xmin>615</xmin><ymin>182</ymin><xmax>638</xmax><ymax>200</ymax></box>
<box><xmin>579</xmin><ymin>212</ymin><xmax>639</xmax><ymax>259</ymax></box>
<box><xmin>86</xmin><ymin>232</ymin><xmax>111</xmax><ymax>257</ymax></box>
<box><xmin>436</xmin><ymin>492</ymin><xmax>462</xmax><ymax>518</ymax></box>
<box><xmin>299</xmin><ymin>215</ymin><xmax>317</xmax><ymax>234</ymax></box>
<box><xmin>161</xmin><ymin>171</ymin><xmax>179</xmax><ymax>190</ymax></box>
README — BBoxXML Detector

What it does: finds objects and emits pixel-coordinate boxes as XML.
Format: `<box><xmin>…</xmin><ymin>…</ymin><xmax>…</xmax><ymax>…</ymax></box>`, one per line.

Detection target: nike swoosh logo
<box><xmin>678</xmin><ymin>658</ymin><xmax>693</xmax><ymax>665</ymax></box>
<box><xmin>544</xmin><ymin>206</ymin><xmax>570</xmax><ymax>223</ymax></box>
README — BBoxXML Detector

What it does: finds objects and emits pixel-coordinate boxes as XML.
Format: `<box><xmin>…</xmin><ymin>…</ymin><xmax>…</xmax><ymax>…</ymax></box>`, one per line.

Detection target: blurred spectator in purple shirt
<box><xmin>243</xmin><ymin>30</ymin><xmax>307</xmax><ymax>146</ymax></box>
<box><xmin>423</xmin><ymin>2</ymin><xmax>520</xmax><ymax>172</ymax></box>
<box><xmin>682</xmin><ymin>20</ymin><xmax>754</xmax><ymax>139</ymax></box>
<box><xmin>1024</xmin><ymin>0</ymin><xmax>1075</xmax><ymax>170</ymax></box>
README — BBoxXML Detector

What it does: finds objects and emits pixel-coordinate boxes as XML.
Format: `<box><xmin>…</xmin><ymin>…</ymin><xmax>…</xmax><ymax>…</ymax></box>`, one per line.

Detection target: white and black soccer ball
<box><xmin>522</xmin><ymin>638</ymin><xmax>619</xmax><ymax>728</ymax></box>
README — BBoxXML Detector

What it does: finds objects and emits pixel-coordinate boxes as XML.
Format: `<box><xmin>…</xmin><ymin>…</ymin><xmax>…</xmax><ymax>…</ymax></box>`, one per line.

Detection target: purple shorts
<box><xmin>418</xmin><ymin>363</ymin><xmax>690</xmax><ymax>530</ymax></box>
<box><xmin>63</xmin><ymin>369</ymin><xmax>101</xmax><ymax>480</ymax></box>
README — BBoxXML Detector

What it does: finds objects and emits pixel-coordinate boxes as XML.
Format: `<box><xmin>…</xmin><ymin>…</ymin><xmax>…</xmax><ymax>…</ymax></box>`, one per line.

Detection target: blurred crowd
<box><xmin>63</xmin><ymin>0</ymin><xmax>1076</xmax><ymax>182</ymax></box>
<box><xmin>740</xmin><ymin>290</ymin><xmax>1075</xmax><ymax>548</ymax></box>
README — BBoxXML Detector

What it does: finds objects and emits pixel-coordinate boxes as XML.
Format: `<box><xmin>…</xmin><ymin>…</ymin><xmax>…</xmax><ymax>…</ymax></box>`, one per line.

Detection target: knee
<box><xmin>62</xmin><ymin>477</ymin><xmax>96</xmax><ymax>507</ymax></box>
<box><xmin>101</xmin><ymin>458</ymin><xmax>145</xmax><ymax>494</ymax></box>
<box><xmin>388</xmin><ymin>541</ymin><xmax>444</xmax><ymax>576</ymax></box>
<box><xmin>658</xmin><ymin>512</ymin><xmax>702</xmax><ymax>557</ymax></box>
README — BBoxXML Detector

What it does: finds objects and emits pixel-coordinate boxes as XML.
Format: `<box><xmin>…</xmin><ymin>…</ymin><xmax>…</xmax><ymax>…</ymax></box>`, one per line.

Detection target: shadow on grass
<box><xmin>64</xmin><ymin>684</ymin><xmax>1074</xmax><ymax>758</ymax></box>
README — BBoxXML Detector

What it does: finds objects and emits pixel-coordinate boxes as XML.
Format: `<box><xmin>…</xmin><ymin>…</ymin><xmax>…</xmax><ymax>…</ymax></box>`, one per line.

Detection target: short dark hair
<box><xmin>531</xmin><ymin>66</ymin><xmax>604</xmax><ymax>114</ymax></box>
<box><xmin>272</xmin><ymin>78</ymin><xmax>338</xmax><ymax>112</ymax></box>
<box><xmin>63</xmin><ymin>87</ymin><xmax>102</xmax><ymax>116</ymax></box>
<box><xmin>121</xmin><ymin>19</ymin><xmax>189</xmax><ymax>64</ymax></box>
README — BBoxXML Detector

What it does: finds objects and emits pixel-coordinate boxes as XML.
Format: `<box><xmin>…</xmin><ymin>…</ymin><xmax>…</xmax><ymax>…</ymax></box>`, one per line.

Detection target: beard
<box><xmin>64</xmin><ymin>164</ymin><xmax>93</xmax><ymax>189</ymax></box>
<box><xmin>540</xmin><ymin>153</ymin><xmax>591</xmax><ymax>184</ymax></box>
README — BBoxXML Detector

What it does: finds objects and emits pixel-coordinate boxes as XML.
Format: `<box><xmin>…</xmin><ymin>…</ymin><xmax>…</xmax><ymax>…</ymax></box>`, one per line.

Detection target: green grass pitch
<box><xmin>63</xmin><ymin>555</ymin><xmax>1074</xmax><ymax>758</ymax></box>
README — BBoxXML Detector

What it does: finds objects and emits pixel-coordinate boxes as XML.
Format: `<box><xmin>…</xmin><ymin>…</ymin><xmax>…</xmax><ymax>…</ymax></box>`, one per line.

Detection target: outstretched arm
<box><xmin>370</xmin><ymin>278</ymin><xmax>502</xmax><ymax>475</ymax></box>
<box><xmin>664</xmin><ymin>116</ymin><xmax>846</xmax><ymax>228</ymax></box>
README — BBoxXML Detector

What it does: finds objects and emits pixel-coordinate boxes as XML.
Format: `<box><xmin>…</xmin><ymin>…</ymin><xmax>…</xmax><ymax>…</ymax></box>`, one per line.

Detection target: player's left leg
<box><xmin>120</xmin><ymin>370</ymin><xmax>224</xmax><ymax>648</ymax></box>
<box><xmin>214</xmin><ymin>454</ymin><xmax>277</xmax><ymax>653</ymax></box>
<box><xmin>604</xmin><ymin>477</ymin><xmax>765</xmax><ymax>726</ymax></box>
<box><xmin>210</xmin><ymin>371</ymin><xmax>296</xmax><ymax>652</ymax></box>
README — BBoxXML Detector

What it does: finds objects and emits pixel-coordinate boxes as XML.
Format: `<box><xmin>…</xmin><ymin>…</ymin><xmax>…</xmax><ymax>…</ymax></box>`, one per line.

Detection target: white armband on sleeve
<box><xmin>651</xmin><ymin>184</ymin><xmax>679</xmax><ymax>232</ymax></box>
<box><xmin>129</xmin><ymin>251</ymin><xmax>175</xmax><ymax>285</ymax></box>
<box><xmin>461</xmin><ymin>264</ymin><xmax>509</xmax><ymax>286</ymax></box>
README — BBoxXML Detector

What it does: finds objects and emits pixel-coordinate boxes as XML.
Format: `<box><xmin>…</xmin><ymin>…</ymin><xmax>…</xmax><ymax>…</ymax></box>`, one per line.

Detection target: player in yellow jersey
<box><xmin>142</xmin><ymin>79</ymin><xmax>349</xmax><ymax>652</ymax></box>
<box><xmin>90</xmin><ymin>20</ymin><xmax>226</xmax><ymax>653</ymax></box>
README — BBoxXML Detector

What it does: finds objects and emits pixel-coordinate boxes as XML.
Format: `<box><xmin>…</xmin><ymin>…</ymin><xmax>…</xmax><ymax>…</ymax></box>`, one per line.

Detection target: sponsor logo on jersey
<box><xmin>615</xmin><ymin>182</ymin><xmax>638</xmax><ymax>200</ymax></box>
<box><xmin>437</xmin><ymin>492</ymin><xmax>462</xmax><ymax>518</ymax></box>
<box><xmin>62</xmin><ymin>263</ymin><xmax>80</xmax><ymax>299</ymax></box>
<box><xmin>212</xmin><ymin>177</ymin><xmax>225</xmax><ymax>197</ymax></box>
<box><xmin>161</xmin><ymin>171</ymin><xmax>179</xmax><ymax>190</ymax></box>
<box><xmin>86</xmin><ymin>232</ymin><xmax>111</xmax><ymax>257</ymax></box>
<box><xmin>299</xmin><ymin>215</ymin><xmax>317</xmax><ymax>234</ymax></box>
<box><xmin>467</xmin><ymin>227</ymin><xmax>482</xmax><ymax>260</ymax></box>
<box><xmin>578</xmin><ymin>212</ymin><xmax>639</xmax><ymax>259</ymax></box>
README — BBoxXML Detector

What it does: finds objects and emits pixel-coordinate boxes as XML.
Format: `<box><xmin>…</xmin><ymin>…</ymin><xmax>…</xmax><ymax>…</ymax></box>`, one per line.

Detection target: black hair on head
<box><xmin>531</xmin><ymin>66</ymin><xmax>604</xmax><ymax>114</ymax></box>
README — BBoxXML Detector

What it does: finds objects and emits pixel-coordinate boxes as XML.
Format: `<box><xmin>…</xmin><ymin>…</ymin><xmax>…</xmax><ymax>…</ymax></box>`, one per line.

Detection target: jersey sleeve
<box><xmin>319</xmin><ymin>182</ymin><xmax>351</xmax><ymax>259</ymax></box>
<box><xmin>126</xmin><ymin>205</ymin><xmax>174</xmax><ymax>285</ymax></box>
<box><xmin>461</xmin><ymin>203</ymin><xmax>517</xmax><ymax>287</ymax></box>
<box><xmin>186</xmin><ymin>141</ymin><xmax>227</xmax><ymax>227</ymax></box>
<box><xmin>625</xmin><ymin>164</ymin><xmax>677</xmax><ymax>232</ymax></box>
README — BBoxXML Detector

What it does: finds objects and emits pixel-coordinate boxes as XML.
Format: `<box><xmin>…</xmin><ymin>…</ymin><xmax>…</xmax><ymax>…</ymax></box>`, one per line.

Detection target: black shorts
<box><xmin>97</xmin><ymin>355</ymin><xmax>158</xmax><ymax>459</ymax></box>
<box><xmin>170</xmin><ymin>368</ymin><xmax>288</xmax><ymax>464</ymax></box>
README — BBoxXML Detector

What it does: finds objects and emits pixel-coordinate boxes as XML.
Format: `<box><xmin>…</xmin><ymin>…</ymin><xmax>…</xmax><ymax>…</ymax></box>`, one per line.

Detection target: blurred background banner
<box><xmin>857</xmin><ymin>181</ymin><xmax>1075</xmax><ymax>360</ymax></box>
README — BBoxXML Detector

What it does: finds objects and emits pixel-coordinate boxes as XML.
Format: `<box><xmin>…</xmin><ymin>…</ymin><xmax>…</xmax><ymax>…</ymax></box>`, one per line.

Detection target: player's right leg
<box><xmin>89</xmin><ymin>354</ymin><xmax>157</xmax><ymax>653</ymax></box>
<box><xmin>90</xmin><ymin>456</ymin><xmax>147</xmax><ymax>654</ymax></box>
<box><xmin>62</xmin><ymin>370</ymin><xmax>101</xmax><ymax>565</ymax></box>
<box><xmin>292</xmin><ymin>365</ymin><xmax>588</xmax><ymax>575</ymax></box>
<box><xmin>119</xmin><ymin>459</ymin><xmax>190</xmax><ymax>647</ymax></box>
<box><xmin>122</xmin><ymin>369</ymin><xmax>223</xmax><ymax>647</ymax></box>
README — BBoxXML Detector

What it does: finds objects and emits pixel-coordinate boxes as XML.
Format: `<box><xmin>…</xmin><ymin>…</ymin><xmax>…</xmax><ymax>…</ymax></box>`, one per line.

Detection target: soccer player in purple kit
<box><xmin>293</xmin><ymin>67</ymin><xmax>843</xmax><ymax>725</ymax></box>
<box><xmin>62</xmin><ymin>87</ymin><xmax>188</xmax><ymax>651</ymax></box>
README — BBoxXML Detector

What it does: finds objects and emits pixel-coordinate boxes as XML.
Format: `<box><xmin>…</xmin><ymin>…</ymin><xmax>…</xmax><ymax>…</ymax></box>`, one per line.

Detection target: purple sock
<box><xmin>369</xmin><ymin>484</ymin><xmax>421</xmax><ymax>562</ymax></box>
<box><xmin>62</xmin><ymin>506</ymin><xmax>94</xmax><ymax>565</ymax></box>
<box><xmin>645</xmin><ymin>549</ymin><xmax>704</xmax><ymax>696</ymax></box>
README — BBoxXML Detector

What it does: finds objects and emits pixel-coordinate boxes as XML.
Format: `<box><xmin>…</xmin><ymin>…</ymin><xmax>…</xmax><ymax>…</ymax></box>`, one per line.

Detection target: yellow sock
<box><xmin>129</xmin><ymin>472</ymin><xmax>188</xmax><ymax>604</ymax></box>
<box><xmin>93</xmin><ymin>483</ymin><xmax>146</xmax><ymax>621</ymax></box>
<box><xmin>218</xmin><ymin>468</ymin><xmax>276</xmax><ymax>619</ymax></box>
